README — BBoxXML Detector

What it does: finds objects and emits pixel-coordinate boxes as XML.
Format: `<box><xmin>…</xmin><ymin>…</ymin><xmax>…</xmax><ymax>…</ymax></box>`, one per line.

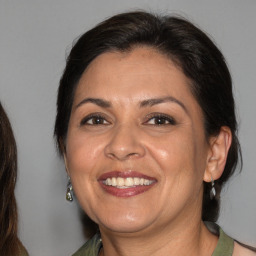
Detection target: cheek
<box><xmin>65</xmin><ymin>132</ymin><xmax>103</xmax><ymax>175</ymax></box>
<box><xmin>148</xmin><ymin>130</ymin><xmax>207</xmax><ymax>187</ymax></box>
<box><xmin>149</xmin><ymin>132</ymin><xmax>194</xmax><ymax>169</ymax></box>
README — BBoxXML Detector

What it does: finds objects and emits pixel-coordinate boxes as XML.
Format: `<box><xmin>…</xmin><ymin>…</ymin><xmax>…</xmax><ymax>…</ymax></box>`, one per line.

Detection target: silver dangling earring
<box><xmin>210</xmin><ymin>176</ymin><xmax>216</xmax><ymax>200</ymax></box>
<box><xmin>66</xmin><ymin>177</ymin><xmax>73</xmax><ymax>202</ymax></box>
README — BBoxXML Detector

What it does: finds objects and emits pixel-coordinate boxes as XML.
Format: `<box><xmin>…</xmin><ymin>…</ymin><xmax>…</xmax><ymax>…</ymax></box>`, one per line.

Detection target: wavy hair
<box><xmin>0</xmin><ymin>102</ymin><xmax>27</xmax><ymax>255</ymax></box>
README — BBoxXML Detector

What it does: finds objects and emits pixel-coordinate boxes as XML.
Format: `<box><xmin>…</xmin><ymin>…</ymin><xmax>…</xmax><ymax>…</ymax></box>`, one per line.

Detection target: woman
<box><xmin>0</xmin><ymin>102</ymin><xmax>28</xmax><ymax>256</ymax></box>
<box><xmin>54</xmin><ymin>11</ymin><xmax>256</xmax><ymax>256</ymax></box>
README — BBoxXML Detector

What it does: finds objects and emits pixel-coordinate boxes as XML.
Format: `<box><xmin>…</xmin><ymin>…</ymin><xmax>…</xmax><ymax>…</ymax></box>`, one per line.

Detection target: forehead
<box><xmin>74</xmin><ymin>47</ymin><xmax>195</xmax><ymax>103</ymax></box>
<box><xmin>84</xmin><ymin>47</ymin><xmax>182</xmax><ymax>79</ymax></box>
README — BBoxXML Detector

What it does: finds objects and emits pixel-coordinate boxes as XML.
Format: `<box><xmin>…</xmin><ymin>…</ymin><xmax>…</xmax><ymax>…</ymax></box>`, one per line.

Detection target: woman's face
<box><xmin>65</xmin><ymin>47</ymin><xmax>212</xmax><ymax>234</ymax></box>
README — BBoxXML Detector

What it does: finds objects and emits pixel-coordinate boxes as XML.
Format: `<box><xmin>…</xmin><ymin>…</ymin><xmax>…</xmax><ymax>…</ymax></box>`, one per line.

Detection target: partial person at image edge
<box><xmin>0</xmin><ymin>102</ymin><xmax>28</xmax><ymax>256</ymax></box>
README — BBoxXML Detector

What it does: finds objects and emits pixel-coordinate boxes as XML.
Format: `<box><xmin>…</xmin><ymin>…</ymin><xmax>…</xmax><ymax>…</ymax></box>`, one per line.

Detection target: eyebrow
<box><xmin>140</xmin><ymin>96</ymin><xmax>188</xmax><ymax>113</ymax></box>
<box><xmin>75</xmin><ymin>96</ymin><xmax>188</xmax><ymax>113</ymax></box>
<box><xmin>75</xmin><ymin>98</ymin><xmax>112</xmax><ymax>109</ymax></box>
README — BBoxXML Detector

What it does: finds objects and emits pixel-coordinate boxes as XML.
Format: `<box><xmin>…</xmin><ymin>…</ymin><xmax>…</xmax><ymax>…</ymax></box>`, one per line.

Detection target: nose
<box><xmin>104</xmin><ymin>124</ymin><xmax>146</xmax><ymax>161</ymax></box>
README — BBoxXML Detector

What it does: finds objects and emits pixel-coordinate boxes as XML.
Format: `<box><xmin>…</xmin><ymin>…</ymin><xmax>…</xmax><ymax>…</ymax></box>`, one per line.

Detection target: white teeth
<box><xmin>134</xmin><ymin>177</ymin><xmax>140</xmax><ymax>185</ymax></box>
<box><xmin>111</xmin><ymin>177</ymin><xmax>117</xmax><ymax>186</ymax></box>
<box><xmin>117</xmin><ymin>177</ymin><xmax>124</xmax><ymax>187</ymax></box>
<box><xmin>103</xmin><ymin>177</ymin><xmax>154</xmax><ymax>188</ymax></box>
<box><xmin>144</xmin><ymin>179</ymin><xmax>150</xmax><ymax>185</ymax></box>
<box><xmin>125</xmin><ymin>177</ymin><xmax>133</xmax><ymax>186</ymax></box>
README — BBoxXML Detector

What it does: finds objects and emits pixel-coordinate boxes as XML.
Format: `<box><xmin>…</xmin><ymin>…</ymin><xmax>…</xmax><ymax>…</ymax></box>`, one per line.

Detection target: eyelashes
<box><xmin>80</xmin><ymin>112</ymin><xmax>176</xmax><ymax>127</ymax></box>
<box><xmin>144</xmin><ymin>113</ymin><xmax>176</xmax><ymax>126</ymax></box>
<box><xmin>80</xmin><ymin>113</ymin><xmax>110</xmax><ymax>126</ymax></box>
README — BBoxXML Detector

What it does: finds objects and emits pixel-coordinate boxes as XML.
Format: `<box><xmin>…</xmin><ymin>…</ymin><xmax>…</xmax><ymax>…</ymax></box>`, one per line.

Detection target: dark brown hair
<box><xmin>0</xmin><ymin>102</ymin><xmax>27</xmax><ymax>255</ymax></box>
<box><xmin>54</xmin><ymin>11</ymin><xmax>241</xmax><ymax>222</ymax></box>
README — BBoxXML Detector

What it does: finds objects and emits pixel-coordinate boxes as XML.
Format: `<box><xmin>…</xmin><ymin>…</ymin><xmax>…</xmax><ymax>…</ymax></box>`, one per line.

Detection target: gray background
<box><xmin>0</xmin><ymin>0</ymin><xmax>255</xmax><ymax>255</ymax></box>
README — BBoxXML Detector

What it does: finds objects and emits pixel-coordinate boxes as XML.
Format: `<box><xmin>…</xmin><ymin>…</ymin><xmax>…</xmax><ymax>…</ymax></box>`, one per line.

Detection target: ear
<box><xmin>203</xmin><ymin>126</ymin><xmax>232</xmax><ymax>182</ymax></box>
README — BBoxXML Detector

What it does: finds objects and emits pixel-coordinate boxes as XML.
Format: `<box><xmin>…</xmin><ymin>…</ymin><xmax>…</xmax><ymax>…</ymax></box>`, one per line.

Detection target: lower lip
<box><xmin>99</xmin><ymin>182</ymin><xmax>156</xmax><ymax>197</ymax></box>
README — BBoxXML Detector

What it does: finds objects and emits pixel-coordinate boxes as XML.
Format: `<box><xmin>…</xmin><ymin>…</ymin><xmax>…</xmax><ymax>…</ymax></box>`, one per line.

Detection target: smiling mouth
<box><xmin>98</xmin><ymin>171</ymin><xmax>157</xmax><ymax>197</ymax></box>
<box><xmin>102</xmin><ymin>177</ymin><xmax>155</xmax><ymax>188</ymax></box>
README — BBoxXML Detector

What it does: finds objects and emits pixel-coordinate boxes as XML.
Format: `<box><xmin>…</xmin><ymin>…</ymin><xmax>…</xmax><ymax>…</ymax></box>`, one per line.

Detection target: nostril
<box><xmin>106</xmin><ymin>151</ymin><xmax>140</xmax><ymax>160</ymax></box>
<box><xmin>127</xmin><ymin>152</ymin><xmax>139</xmax><ymax>157</ymax></box>
<box><xmin>106</xmin><ymin>152</ymin><xmax>115</xmax><ymax>159</ymax></box>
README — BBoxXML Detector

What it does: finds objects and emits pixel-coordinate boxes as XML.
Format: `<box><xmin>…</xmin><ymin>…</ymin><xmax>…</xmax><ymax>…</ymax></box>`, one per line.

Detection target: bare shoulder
<box><xmin>233</xmin><ymin>242</ymin><xmax>256</xmax><ymax>256</ymax></box>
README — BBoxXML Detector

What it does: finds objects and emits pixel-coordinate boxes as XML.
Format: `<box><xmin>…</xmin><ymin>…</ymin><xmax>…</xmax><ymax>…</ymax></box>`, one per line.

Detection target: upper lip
<box><xmin>98</xmin><ymin>170</ymin><xmax>156</xmax><ymax>181</ymax></box>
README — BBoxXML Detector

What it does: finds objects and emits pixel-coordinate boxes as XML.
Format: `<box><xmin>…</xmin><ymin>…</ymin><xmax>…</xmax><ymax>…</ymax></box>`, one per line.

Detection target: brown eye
<box><xmin>145</xmin><ymin>114</ymin><xmax>176</xmax><ymax>126</ymax></box>
<box><xmin>80</xmin><ymin>114</ymin><xmax>109</xmax><ymax>126</ymax></box>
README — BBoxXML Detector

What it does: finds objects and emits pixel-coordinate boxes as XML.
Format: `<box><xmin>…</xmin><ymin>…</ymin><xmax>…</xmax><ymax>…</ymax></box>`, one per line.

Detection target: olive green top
<box><xmin>72</xmin><ymin>226</ymin><xmax>234</xmax><ymax>256</ymax></box>
<box><xmin>72</xmin><ymin>233</ymin><xmax>102</xmax><ymax>256</ymax></box>
<box><xmin>212</xmin><ymin>228</ymin><xmax>234</xmax><ymax>256</ymax></box>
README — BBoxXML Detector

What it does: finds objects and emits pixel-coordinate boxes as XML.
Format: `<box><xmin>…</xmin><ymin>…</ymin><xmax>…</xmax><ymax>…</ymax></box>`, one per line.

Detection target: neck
<box><xmin>99</xmin><ymin>218</ymin><xmax>218</xmax><ymax>256</ymax></box>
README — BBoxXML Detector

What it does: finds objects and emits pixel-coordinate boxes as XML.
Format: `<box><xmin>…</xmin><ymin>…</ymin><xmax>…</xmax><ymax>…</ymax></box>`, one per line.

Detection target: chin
<box><xmin>96</xmin><ymin>211</ymin><xmax>156</xmax><ymax>234</ymax></box>
<box><xmin>101</xmin><ymin>221</ymin><xmax>151</xmax><ymax>234</ymax></box>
